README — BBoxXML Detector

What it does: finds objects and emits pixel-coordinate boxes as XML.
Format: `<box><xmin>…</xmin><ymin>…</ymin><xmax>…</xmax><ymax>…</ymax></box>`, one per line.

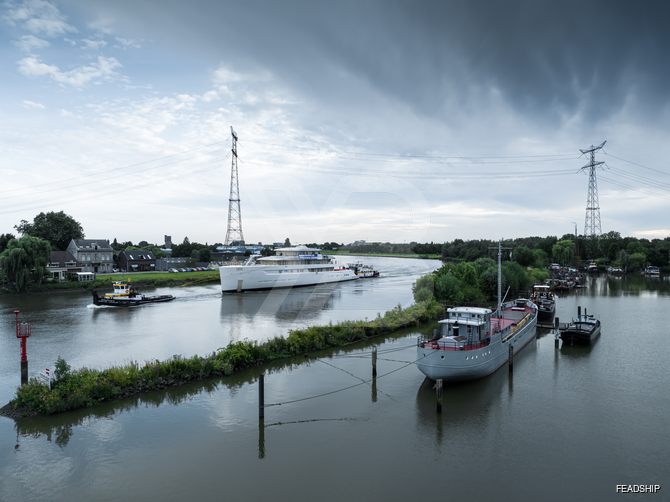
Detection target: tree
<box><xmin>0</xmin><ymin>236</ymin><xmax>51</xmax><ymax>292</ymax></box>
<box><xmin>0</xmin><ymin>233</ymin><xmax>15</xmax><ymax>254</ymax></box>
<box><xmin>552</xmin><ymin>239</ymin><xmax>575</xmax><ymax>265</ymax></box>
<box><xmin>15</xmin><ymin>211</ymin><xmax>84</xmax><ymax>251</ymax></box>
<box><xmin>284</xmin><ymin>237</ymin><xmax>291</xmax><ymax>247</ymax></box>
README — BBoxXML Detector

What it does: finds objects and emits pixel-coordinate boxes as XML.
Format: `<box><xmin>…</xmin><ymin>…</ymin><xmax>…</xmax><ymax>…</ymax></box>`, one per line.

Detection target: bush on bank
<box><xmin>6</xmin><ymin>299</ymin><xmax>443</xmax><ymax>417</ymax></box>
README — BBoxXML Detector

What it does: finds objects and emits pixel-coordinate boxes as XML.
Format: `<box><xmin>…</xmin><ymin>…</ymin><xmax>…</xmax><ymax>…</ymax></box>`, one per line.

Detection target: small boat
<box><xmin>349</xmin><ymin>263</ymin><xmax>380</xmax><ymax>278</ymax></box>
<box><xmin>586</xmin><ymin>261</ymin><xmax>599</xmax><ymax>274</ymax></box>
<box><xmin>643</xmin><ymin>266</ymin><xmax>660</xmax><ymax>277</ymax></box>
<box><xmin>607</xmin><ymin>266</ymin><xmax>624</xmax><ymax>275</ymax></box>
<box><xmin>92</xmin><ymin>281</ymin><xmax>175</xmax><ymax>307</ymax></box>
<box><xmin>531</xmin><ymin>284</ymin><xmax>555</xmax><ymax>327</ymax></box>
<box><xmin>559</xmin><ymin>306</ymin><xmax>600</xmax><ymax>345</ymax></box>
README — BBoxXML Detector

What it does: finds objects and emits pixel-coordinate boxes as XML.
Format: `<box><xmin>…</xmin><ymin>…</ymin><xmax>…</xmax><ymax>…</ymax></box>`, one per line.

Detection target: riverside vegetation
<box><xmin>2</xmin><ymin>256</ymin><xmax>546</xmax><ymax>417</ymax></box>
<box><xmin>2</xmin><ymin>300</ymin><xmax>442</xmax><ymax>417</ymax></box>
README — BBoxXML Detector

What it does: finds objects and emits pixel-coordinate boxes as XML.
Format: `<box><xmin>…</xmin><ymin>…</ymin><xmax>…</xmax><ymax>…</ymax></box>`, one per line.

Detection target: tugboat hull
<box><xmin>92</xmin><ymin>291</ymin><xmax>175</xmax><ymax>307</ymax></box>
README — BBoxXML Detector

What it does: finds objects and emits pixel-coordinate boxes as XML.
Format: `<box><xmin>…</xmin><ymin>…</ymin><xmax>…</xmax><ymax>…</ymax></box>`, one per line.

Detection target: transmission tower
<box><xmin>579</xmin><ymin>140</ymin><xmax>606</xmax><ymax>237</ymax></box>
<box><xmin>224</xmin><ymin>126</ymin><xmax>244</xmax><ymax>245</ymax></box>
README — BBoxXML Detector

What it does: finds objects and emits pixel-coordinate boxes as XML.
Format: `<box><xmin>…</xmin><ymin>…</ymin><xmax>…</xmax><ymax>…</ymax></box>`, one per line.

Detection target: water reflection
<box><xmin>415</xmin><ymin>369</ymin><xmax>507</xmax><ymax>442</ymax></box>
<box><xmin>559</xmin><ymin>341</ymin><xmax>597</xmax><ymax>357</ymax></box>
<box><xmin>9</xmin><ymin>330</ymin><xmax>422</xmax><ymax>448</ymax></box>
<box><xmin>577</xmin><ymin>274</ymin><xmax>670</xmax><ymax>297</ymax></box>
<box><xmin>220</xmin><ymin>284</ymin><xmax>338</xmax><ymax>322</ymax></box>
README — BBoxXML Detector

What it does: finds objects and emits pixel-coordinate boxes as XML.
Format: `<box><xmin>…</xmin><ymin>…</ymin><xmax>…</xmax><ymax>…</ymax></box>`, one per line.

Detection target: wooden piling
<box><xmin>508</xmin><ymin>344</ymin><xmax>514</xmax><ymax>372</ymax></box>
<box><xmin>258</xmin><ymin>373</ymin><xmax>265</xmax><ymax>420</ymax></box>
<box><xmin>435</xmin><ymin>379</ymin><xmax>443</xmax><ymax>414</ymax></box>
<box><xmin>554</xmin><ymin>317</ymin><xmax>560</xmax><ymax>348</ymax></box>
<box><xmin>371</xmin><ymin>347</ymin><xmax>377</xmax><ymax>378</ymax></box>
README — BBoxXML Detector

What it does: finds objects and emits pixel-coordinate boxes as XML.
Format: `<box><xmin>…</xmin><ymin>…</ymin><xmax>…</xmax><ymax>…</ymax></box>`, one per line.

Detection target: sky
<box><xmin>2</xmin><ymin>0</ymin><xmax>670</xmax><ymax>246</ymax></box>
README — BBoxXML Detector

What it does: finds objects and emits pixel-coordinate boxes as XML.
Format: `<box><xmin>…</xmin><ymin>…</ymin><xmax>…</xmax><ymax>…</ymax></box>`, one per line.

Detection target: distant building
<box><xmin>46</xmin><ymin>250</ymin><xmax>81</xmax><ymax>281</ymax></box>
<box><xmin>155</xmin><ymin>257</ymin><xmax>191</xmax><ymax>271</ymax></box>
<box><xmin>164</xmin><ymin>235</ymin><xmax>172</xmax><ymax>249</ymax></box>
<box><xmin>117</xmin><ymin>250</ymin><xmax>156</xmax><ymax>272</ymax></box>
<box><xmin>66</xmin><ymin>239</ymin><xmax>114</xmax><ymax>273</ymax></box>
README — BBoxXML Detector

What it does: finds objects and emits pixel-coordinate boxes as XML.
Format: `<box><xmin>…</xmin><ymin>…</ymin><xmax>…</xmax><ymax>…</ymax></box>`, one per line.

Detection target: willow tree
<box><xmin>0</xmin><ymin>236</ymin><xmax>51</xmax><ymax>292</ymax></box>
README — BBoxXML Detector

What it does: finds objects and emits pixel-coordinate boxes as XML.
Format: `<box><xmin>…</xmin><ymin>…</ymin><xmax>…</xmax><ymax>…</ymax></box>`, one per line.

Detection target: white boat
<box><xmin>416</xmin><ymin>243</ymin><xmax>537</xmax><ymax>381</ymax></box>
<box><xmin>643</xmin><ymin>265</ymin><xmax>660</xmax><ymax>277</ymax></box>
<box><xmin>219</xmin><ymin>245</ymin><xmax>358</xmax><ymax>292</ymax></box>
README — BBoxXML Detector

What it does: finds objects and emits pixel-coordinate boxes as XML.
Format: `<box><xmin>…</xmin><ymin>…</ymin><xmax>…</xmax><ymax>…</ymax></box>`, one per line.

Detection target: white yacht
<box><xmin>219</xmin><ymin>246</ymin><xmax>358</xmax><ymax>292</ymax></box>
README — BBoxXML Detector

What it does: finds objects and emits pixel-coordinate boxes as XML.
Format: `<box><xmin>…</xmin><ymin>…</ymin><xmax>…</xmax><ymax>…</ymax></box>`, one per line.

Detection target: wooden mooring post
<box><xmin>258</xmin><ymin>373</ymin><xmax>266</xmax><ymax>458</ymax></box>
<box><xmin>508</xmin><ymin>344</ymin><xmax>514</xmax><ymax>373</ymax></box>
<box><xmin>435</xmin><ymin>379</ymin><xmax>443</xmax><ymax>414</ymax></box>
<box><xmin>554</xmin><ymin>317</ymin><xmax>560</xmax><ymax>348</ymax></box>
<box><xmin>371</xmin><ymin>347</ymin><xmax>377</xmax><ymax>378</ymax></box>
<box><xmin>258</xmin><ymin>373</ymin><xmax>265</xmax><ymax>420</ymax></box>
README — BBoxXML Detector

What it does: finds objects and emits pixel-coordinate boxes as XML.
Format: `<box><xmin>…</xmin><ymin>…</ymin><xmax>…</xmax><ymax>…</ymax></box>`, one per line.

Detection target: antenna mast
<box><xmin>579</xmin><ymin>140</ymin><xmax>606</xmax><ymax>237</ymax></box>
<box><xmin>224</xmin><ymin>126</ymin><xmax>244</xmax><ymax>245</ymax></box>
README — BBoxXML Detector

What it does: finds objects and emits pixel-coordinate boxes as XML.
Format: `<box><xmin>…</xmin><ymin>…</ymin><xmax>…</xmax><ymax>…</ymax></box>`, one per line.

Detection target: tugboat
<box><xmin>92</xmin><ymin>281</ymin><xmax>175</xmax><ymax>307</ymax></box>
<box><xmin>349</xmin><ymin>263</ymin><xmax>380</xmax><ymax>278</ymax></box>
<box><xmin>531</xmin><ymin>284</ymin><xmax>555</xmax><ymax>328</ymax></box>
<box><xmin>559</xmin><ymin>306</ymin><xmax>601</xmax><ymax>345</ymax></box>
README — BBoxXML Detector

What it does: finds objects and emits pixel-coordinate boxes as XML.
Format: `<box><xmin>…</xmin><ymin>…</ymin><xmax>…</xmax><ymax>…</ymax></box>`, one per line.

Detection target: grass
<box><xmin>2</xmin><ymin>300</ymin><xmax>444</xmax><ymax>417</ymax></box>
<box><xmin>30</xmin><ymin>270</ymin><xmax>220</xmax><ymax>292</ymax></box>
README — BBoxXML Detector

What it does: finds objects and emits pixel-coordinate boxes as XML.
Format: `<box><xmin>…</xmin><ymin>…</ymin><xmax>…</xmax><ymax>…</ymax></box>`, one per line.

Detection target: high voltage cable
<box><xmin>0</xmin><ymin>153</ymin><xmax>230</xmax><ymax>215</ymax></box>
<box><xmin>0</xmin><ymin>140</ymin><xmax>228</xmax><ymax>198</ymax></box>
<box><xmin>1</xmin><ymin>148</ymin><xmax>229</xmax><ymax>204</ymax></box>
<box><xmin>604</xmin><ymin>151</ymin><xmax>670</xmax><ymax>178</ymax></box>
<box><xmin>239</xmin><ymin>137</ymin><xmax>575</xmax><ymax>160</ymax></box>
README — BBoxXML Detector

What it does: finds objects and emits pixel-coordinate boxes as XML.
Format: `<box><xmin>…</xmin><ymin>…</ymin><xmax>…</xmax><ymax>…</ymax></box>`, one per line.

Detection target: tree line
<box><xmin>345</xmin><ymin>232</ymin><xmax>670</xmax><ymax>271</ymax></box>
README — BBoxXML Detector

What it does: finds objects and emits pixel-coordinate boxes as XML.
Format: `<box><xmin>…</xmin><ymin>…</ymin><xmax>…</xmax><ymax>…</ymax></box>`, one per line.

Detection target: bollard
<box><xmin>258</xmin><ymin>373</ymin><xmax>265</xmax><ymax>420</ymax></box>
<box><xmin>371</xmin><ymin>347</ymin><xmax>377</xmax><ymax>378</ymax></box>
<box><xmin>435</xmin><ymin>379</ymin><xmax>443</xmax><ymax>414</ymax></box>
<box><xmin>508</xmin><ymin>344</ymin><xmax>514</xmax><ymax>372</ymax></box>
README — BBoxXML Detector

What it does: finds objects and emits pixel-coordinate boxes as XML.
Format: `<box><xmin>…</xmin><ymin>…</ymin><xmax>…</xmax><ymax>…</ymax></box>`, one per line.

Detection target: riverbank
<box><xmin>1</xmin><ymin>269</ymin><xmax>220</xmax><ymax>294</ymax></box>
<box><xmin>1</xmin><ymin>299</ymin><xmax>443</xmax><ymax>418</ymax></box>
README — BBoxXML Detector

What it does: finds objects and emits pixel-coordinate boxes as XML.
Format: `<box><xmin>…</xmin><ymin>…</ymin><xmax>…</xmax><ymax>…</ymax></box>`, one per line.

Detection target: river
<box><xmin>0</xmin><ymin>259</ymin><xmax>668</xmax><ymax>501</ymax></box>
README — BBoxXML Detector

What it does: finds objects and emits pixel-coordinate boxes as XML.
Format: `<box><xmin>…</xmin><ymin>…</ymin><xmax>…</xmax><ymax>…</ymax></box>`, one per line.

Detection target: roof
<box><xmin>446</xmin><ymin>306</ymin><xmax>492</xmax><ymax>315</ymax></box>
<box><xmin>120</xmin><ymin>250</ymin><xmax>156</xmax><ymax>260</ymax></box>
<box><xmin>49</xmin><ymin>250</ymin><xmax>76</xmax><ymax>265</ymax></box>
<box><xmin>71</xmin><ymin>239</ymin><xmax>112</xmax><ymax>251</ymax></box>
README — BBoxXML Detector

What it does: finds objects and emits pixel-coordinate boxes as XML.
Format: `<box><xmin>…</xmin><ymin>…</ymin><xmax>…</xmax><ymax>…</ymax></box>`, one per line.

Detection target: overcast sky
<box><xmin>2</xmin><ymin>0</ymin><xmax>670</xmax><ymax>246</ymax></box>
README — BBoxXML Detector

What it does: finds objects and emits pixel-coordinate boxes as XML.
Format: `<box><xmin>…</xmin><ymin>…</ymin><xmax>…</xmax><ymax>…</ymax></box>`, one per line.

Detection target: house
<box><xmin>46</xmin><ymin>250</ymin><xmax>81</xmax><ymax>281</ymax></box>
<box><xmin>117</xmin><ymin>249</ymin><xmax>156</xmax><ymax>272</ymax></box>
<box><xmin>66</xmin><ymin>239</ymin><xmax>114</xmax><ymax>273</ymax></box>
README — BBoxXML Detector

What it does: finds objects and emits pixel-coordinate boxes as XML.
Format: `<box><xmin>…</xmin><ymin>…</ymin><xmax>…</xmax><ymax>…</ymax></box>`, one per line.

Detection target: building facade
<box><xmin>66</xmin><ymin>239</ymin><xmax>114</xmax><ymax>273</ymax></box>
<box><xmin>117</xmin><ymin>250</ymin><xmax>156</xmax><ymax>272</ymax></box>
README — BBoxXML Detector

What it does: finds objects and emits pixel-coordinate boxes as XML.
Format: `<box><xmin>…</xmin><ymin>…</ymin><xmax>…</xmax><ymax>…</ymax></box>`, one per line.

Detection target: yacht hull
<box><xmin>219</xmin><ymin>265</ymin><xmax>358</xmax><ymax>292</ymax></box>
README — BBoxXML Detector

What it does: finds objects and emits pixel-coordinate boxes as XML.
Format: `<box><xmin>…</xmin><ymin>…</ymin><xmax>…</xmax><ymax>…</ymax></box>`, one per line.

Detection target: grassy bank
<box><xmin>2</xmin><ymin>299</ymin><xmax>443</xmax><ymax>418</ymax></box>
<box><xmin>11</xmin><ymin>270</ymin><xmax>221</xmax><ymax>294</ymax></box>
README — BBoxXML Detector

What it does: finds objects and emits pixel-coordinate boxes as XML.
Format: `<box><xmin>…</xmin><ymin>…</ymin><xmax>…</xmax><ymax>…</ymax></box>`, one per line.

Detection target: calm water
<box><xmin>1</xmin><ymin>261</ymin><xmax>669</xmax><ymax>501</ymax></box>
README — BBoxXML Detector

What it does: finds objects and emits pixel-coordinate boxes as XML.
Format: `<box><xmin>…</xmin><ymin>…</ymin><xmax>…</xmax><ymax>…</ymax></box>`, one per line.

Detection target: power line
<box><xmin>0</xmin><ymin>140</ymin><xmax>228</xmax><ymax>199</ymax></box>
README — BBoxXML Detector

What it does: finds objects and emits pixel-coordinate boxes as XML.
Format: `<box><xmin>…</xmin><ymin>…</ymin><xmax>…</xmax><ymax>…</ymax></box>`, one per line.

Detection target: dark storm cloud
<box><xmin>77</xmin><ymin>0</ymin><xmax>670</xmax><ymax>124</ymax></box>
